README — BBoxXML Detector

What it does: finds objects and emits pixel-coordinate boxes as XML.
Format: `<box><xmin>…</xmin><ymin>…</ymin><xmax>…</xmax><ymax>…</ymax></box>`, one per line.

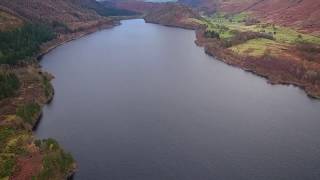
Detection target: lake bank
<box><xmin>142</xmin><ymin>5</ymin><xmax>320</xmax><ymax>99</ymax></box>
<box><xmin>0</xmin><ymin>18</ymin><xmax>118</xmax><ymax>179</ymax></box>
<box><xmin>37</xmin><ymin>19</ymin><xmax>320</xmax><ymax>180</ymax></box>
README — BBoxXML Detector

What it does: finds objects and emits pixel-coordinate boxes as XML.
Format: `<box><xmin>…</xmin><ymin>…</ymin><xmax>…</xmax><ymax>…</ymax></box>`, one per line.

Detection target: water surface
<box><xmin>37</xmin><ymin>19</ymin><xmax>320</xmax><ymax>180</ymax></box>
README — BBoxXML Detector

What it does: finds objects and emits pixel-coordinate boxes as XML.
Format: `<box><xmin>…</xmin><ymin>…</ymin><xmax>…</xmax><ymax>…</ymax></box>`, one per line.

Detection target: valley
<box><xmin>137</xmin><ymin>1</ymin><xmax>320</xmax><ymax>98</ymax></box>
<box><xmin>0</xmin><ymin>0</ymin><xmax>320</xmax><ymax>179</ymax></box>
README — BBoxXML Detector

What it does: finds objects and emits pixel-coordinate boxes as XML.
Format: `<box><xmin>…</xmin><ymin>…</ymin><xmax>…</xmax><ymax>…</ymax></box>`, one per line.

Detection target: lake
<box><xmin>37</xmin><ymin>19</ymin><xmax>320</xmax><ymax>180</ymax></box>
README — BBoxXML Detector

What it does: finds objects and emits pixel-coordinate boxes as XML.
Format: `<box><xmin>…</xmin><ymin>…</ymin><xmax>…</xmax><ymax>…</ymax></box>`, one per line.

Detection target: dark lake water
<box><xmin>37</xmin><ymin>19</ymin><xmax>320</xmax><ymax>180</ymax></box>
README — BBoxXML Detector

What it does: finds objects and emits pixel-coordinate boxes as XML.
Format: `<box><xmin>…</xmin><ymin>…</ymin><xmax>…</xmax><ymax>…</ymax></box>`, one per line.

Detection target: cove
<box><xmin>36</xmin><ymin>19</ymin><xmax>320</xmax><ymax>180</ymax></box>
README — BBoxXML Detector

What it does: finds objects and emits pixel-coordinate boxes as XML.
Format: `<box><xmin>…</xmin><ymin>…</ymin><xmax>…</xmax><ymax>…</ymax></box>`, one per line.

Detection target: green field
<box><xmin>230</xmin><ymin>38</ymin><xmax>283</xmax><ymax>57</ymax></box>
<box><xmin>200</xmin><ymin>12</ymin><xmax>320</xmax><ymax>57</ymax></box>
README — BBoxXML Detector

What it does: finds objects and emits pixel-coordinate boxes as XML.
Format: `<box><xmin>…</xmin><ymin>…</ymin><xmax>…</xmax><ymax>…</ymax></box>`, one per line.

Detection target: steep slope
<box><xmin>247</xmin><ymin>0</ymin><xmax>320</xmax><ymax>34</ymax></box>
<box><xmin>0</xmin><ymin>0</ymin><xmax>113</xmax><ymax>32</ymax></box>
<box><xmin>145</xmin><ymin>3</ymin><xmax>202</xmax><ymax>29</ymax></box>
<box><xmin>71</xmin><ymin>0</ymin><xmax>140</xmax><ymax>16</ymax></box>
<box><xmin>0</xmin><ymin>10</ymin><xmax>23</xmax><ymax>31</ymax></box>
<box><xmin>217</xmin><ymin>0</ymin><xmax>320</xmax><ymax>34</ymax></box>
<box><xmin>179</xmin><ymin>0</ymin><xmax>219</xmax><ymax>13</ymax></box>
<box><xmin>111</xmin><ymin>0</ymin><xmax>166</xmax><ymax>14</ymax></box>
<box><xmin>179</xmin><ymin>0</ymin><xmax>320</xmax><ymax>34</ymax></box>
<box><xmin>109</xmin><ymin>0</ymin><xmax>202</xmax><ymax>29</ymax></box>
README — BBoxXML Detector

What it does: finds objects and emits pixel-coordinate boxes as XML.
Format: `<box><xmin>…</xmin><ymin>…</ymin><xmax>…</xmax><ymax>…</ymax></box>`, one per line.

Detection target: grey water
<box><xmin>36</xmin><ymin>19</ymin><xmax>320</xmax><ymax>180</ymax></box>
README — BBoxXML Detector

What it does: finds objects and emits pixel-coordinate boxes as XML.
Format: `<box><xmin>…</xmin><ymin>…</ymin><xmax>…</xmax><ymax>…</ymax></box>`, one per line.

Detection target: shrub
<box><xmin>295</xmin><ymin>41</ymin><xmax>320</xmax><ymax>62</ymax></box>
<box><xmin>42</xmin><ymin>76</ymin><xmax>53</xmax><ymax>97</ymax></box>
<box><xmin>6</xmin><ymin>136</ymin><xmax>27</xmax><ymax>155</ymax></box>
<box><xmin>216</xmin><ymin>24</ymin><xmax>229</xmax><ymax>33</ymax></box>
<box><xmin>0</xmin><ymin>72</ymin><xmax>20</xmax><ymax>100</ymax></box>
<box><xmin>37</xmin><ymin>138</ymin><xmax>60</xmax><ymax>152</ymax></box>
<box><xmin>51</xmin><ymin>21</ymin><xmax>70</xmax><ymax>33</ymax></box>
<box><xmin>16</xmin><ymin>103</ymin><xmax>40</xmax><ymax>125</ymax></box>
<box><xmin>37</xmin><ymin>151</ymin><xmax>73</xmax><ymax>180</ymax></box>
<box><xmin>0</xmin><ymin>127</ymin><xmax>15</xmax><ymax>149</ymax></box>
<box><xmin>245</xmin><ymin>17</ymin><xmax>260</xmax><ymax>26</ymax></box>
<box><xmin>0</xmin><ymin>155</ymin><xmax>15</xmax><ymax>178</ymax></box>
<box><xmin>205</xmin><ymin>30</ymin><xmax>220</xmax><ymax>39</ymax></box>
<box><xmin>222</xmin><ymin>31</ymin><xmax>274</xmax><ymax>48</ymax></box>
<box><xmin>35</xmin><ymin>139</ymin><xmax>74</xmax><ymax>180</ymax></box>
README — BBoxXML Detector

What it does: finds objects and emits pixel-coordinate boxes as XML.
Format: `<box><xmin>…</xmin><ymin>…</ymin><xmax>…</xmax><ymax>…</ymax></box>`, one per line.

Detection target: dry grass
<box><xmin>0</xmin><ymin>11</ymin><xmax>23</xmax><ymax>32</ymax></box>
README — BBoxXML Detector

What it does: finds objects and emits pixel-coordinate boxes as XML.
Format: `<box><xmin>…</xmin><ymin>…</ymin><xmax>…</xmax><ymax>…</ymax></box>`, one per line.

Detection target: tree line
<box><xmin>0</xmin><ymin>24</ymin><xmax>55</xmax><ymax>65</ymax></box>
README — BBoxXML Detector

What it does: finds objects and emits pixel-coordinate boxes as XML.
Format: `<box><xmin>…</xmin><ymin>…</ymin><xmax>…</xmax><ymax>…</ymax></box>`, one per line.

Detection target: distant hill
<box><xmin>0</xmin><ymin>0</ymin><xmax>114</xmax><ymax>32</ymax></box>
<box><xmin>179</xmin><ymin>0</ymin><xmax>320</xmax><ymax>35</ymax></box>
<box><xmin>109</xmin><ymin>0</ymin><xmax>165</xmax><ymax>14</ymax></box>
<box><xmin>72</xmin><ymin>0</ymin><xmax>140</xmax><ymax>16</ymax></box>
<box><xmin>144</xmin><ymin>3</ymin><xmax>202</xmax><ymax>29</ymax></box>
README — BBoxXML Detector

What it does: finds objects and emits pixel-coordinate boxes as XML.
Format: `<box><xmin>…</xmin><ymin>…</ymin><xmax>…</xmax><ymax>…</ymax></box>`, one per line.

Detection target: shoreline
<box><xmin>0</xmin><ymin>18</ymin><xmax>120</xmax><ymax>179</ymax></box>
<box><xmin>37</xmin><ymin>22</ymin><xmax>120</xmax><ymax>62</ymax></box>
<box><xmin>1</xmin><ymin>15</ymin><xmax>318</xmax><ymax>179</ymax></box>
<box><xmin>34</xmin><ymin>20</ymin><xmax>119</xmax><ymax>131</ymax></box>
<box><xmin>144</xmin><ymin>19</ymin><xmax>320</xmax><ymax>99</ymax></box>
<box><xmin>34</xmin><ymin>19</ymin><xmax>120</xmax><ymax>177</ymax></box>
<box><xmin>194</xmin><ymin>29</ymin><xmax>320</xmax><ymax>99</ymax></box>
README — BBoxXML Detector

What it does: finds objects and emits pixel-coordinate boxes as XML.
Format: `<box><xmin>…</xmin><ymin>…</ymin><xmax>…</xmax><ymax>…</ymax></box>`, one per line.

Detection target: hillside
<box><xmin>144</xmin><ymin>3</ymin><xmax>202</xmax><ymax>29</ymax></box>
<box><xmin>134</xmin><ymin>0</ymin><xmax>320</xmax><ymax>98</ymax></box>
<box><xmin>219</xmin><ymin>0</ymin><xmax>320</xmax><ymax>35</ymax></box>
<box><xmin>178</xmin><ymin>0</ymin><xmax>218</xmax><ymax>13</ymax></box>
<box><xmin>110</xmin><ymin>0</ymin><xmax>202</xmax><ymax>29</ymax></box>
<box><xmin>0</xmin><ymin>0</ymin><xmax>113</xmax><ymax>32</ymax></box>
<box><xmin>0</xmin><ymin>10</ymin><xmax>23</xmax><ymax>31</ymax></box>
<box><xmin>0</xmin><ymin>0</ymin><xmax>120</xmax><ymax>179</ymax></box>
<box><xmin>0</xmin><ymin>0</ymin><xmax>319</xmax><ymax>179</ymax></box>
<box><xmin>179</xmin><ymin>0</ymin><xmax>320</xmax><ymax>35</ymax></box>
<box><xmin>111</xmin><ymin>0</ymin><xmax>166</xmax><ymax>14</ymax></box>
<box><xmin>71</xmin><ymin>0</ymin><xmax>140</xmax><ymax>17</ymax></box>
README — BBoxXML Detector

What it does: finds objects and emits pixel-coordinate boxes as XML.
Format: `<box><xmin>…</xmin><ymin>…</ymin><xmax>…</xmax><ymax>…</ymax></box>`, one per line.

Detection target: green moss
<box><xmin>0</xmin><ymin>128</ymin><xmax>75</xmax><ymax>179</ymax></box>
<box><xmin>0</xmin><ymin>128</ymin><xmax>17</xmax><ymax>178</ymax></box>
<box><xmin>34</xmin><ymin>139</ymin><xmax>74</xmax><ymax>180</ymax></box>
<box><xmin>0</xmin><ymin>127</ymin><xmax>30</xmax><ymax>155</ymax></box>
<box><xmin>0</xmin><ymin>155</ymin><xmax>15</xmax><ymax>178</ymax></box>
<box><xmin>4</xmin><ymin>134</ymin><xmax>28</xmax><ymax>155</ymax></box>
<box><xmin>0</xmin><ymin>128</ymin><xmax>15</xmax><ymax>149</ymax></box>
<box><xmin>16</xmin><ymin>103</ymin><xmax>40</xmax><ymax>125</ymax></box>
<box><xmin>42</xmin><ymin>76</ymin><xmax>53</xmax><ymax>98</ymax></box>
